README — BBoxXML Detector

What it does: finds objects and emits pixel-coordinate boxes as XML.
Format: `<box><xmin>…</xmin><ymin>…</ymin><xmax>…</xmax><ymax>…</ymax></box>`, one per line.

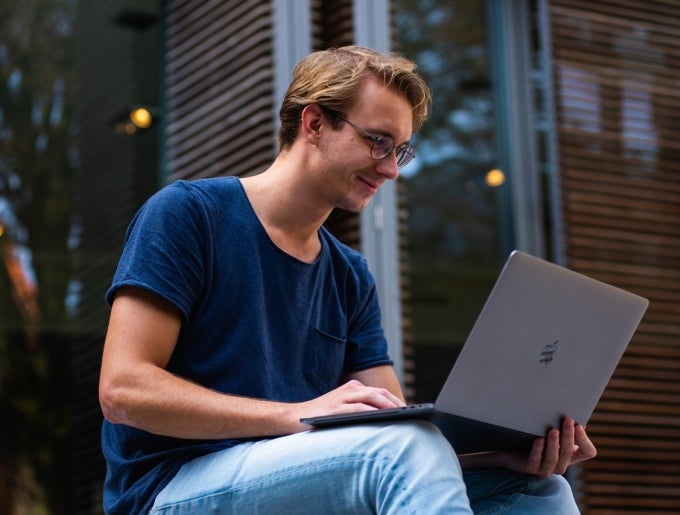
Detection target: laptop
<box><xmin>300</xmin><ymin>250</ymin><xmax>649</xmax><ymax>453</ymax></box>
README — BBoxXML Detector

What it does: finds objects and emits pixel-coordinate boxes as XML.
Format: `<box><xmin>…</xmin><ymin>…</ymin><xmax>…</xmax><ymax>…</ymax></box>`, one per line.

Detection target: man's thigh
<box><xmin>150</xmin><ymin>421</ymin><xmax>471</xmax><ymax>514</ymax></box>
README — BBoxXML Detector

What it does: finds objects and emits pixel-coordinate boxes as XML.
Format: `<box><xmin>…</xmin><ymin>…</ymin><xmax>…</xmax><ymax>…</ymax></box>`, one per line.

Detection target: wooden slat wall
<box><xmin>312</xmin><ymin>0</ymin><xmax>354</xmax><ymax>51</ymax></box>
<box><xmin>164</xmin><ymin>0</ymin><xmax>276</xmax><ymax>181</ymax></box>
<box><xmin>550</xmin><ymin>1</ymin><xmax>680</xmax><ymax>512</ymax></box>
<box><xmin>397</xmin><ymin>180</ymin><xmax>416</xmax><ymax>399</ymax></box>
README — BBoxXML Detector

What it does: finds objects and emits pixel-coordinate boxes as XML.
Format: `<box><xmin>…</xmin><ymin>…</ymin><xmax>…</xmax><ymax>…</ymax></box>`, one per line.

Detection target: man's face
<box><xmin>316</xmin><ymin>78</ymin><xmax>414</xmax><ymax>213</ymax></box>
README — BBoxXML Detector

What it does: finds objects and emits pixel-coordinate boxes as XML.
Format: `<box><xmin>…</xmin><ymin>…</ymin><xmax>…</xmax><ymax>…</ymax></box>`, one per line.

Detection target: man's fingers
<box><xmin>382</xmin><ymin>389</ymin><xmax>407</xmax><ymax>407</ymax></box>
<box><xmin>573</xmin><ymin>423</ymin><xmax>597</xmax><ymax>462</ymax></box>
<box><xmin>360</xmin><ymin>386</ymin><xmax>404</xmax><ymax>408</ymax></box>
<box><xmin>338</xmin><ymin>380</ymin><xmax>403</xmax><ymax>409</ymax></box>
<box><xmin>538</xmin><ymin>429</ymin><xmax>561</xmax><ymax>477</ymax></box>
<box><xmin>525</xmin><ymin>437</ymin><xmax>546</xmax><ymax>473</ymax></box>
<box><xmin>499</xmin><ymin>419</ymin><xmax>598</xmax><ymax>478</ymax></box>
<box><xmin>554</xmin><ymin>418</ymin><xmax>576</xmax><ymax>473</ymax></box>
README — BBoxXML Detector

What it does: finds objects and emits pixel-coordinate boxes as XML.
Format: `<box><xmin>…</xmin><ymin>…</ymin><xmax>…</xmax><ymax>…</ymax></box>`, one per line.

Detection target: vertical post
<box><xmin>272</xmin><ymin>0</ymin><xmax>312</xmax><ymax>152</ymax></box>
<box><xmin>487</xmin><ymin>0</ymin><xmax>546</xmax><ymax>258</ymax></box>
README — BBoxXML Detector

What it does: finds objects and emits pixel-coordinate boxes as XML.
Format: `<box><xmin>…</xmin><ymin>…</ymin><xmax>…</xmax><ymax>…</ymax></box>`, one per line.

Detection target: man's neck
<box><xmin>240</xmin><ymin>156</ymin><xmax>331</xmax><ymax>263</ymax></box>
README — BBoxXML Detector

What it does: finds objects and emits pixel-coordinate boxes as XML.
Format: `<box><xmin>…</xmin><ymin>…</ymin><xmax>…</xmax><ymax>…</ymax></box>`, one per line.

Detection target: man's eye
<box><xmin>373</xmin><ymin>136</ymin><xmax>391</xmax><ymax>151</ymax></box>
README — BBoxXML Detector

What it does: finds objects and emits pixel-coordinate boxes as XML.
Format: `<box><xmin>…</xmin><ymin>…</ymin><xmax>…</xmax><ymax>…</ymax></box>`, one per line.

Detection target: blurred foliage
<box><xmin>0</xmin><ymin>0</ymin><xmax>76</xmax><ymax>513</ymax></box>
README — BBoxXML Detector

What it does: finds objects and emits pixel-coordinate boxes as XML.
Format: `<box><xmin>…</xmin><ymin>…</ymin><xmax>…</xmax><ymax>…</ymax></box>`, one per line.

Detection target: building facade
<box><xmin>0</xmin><ymin>0</ymin><xmax>677</xmax><ymax>513</ymax></box>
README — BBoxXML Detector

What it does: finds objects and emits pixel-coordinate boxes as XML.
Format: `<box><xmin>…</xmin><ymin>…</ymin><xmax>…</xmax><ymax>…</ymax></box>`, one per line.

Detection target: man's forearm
<box><xmin>100</xmin><ymin>363</ymin><xmax>301</xmax><ymax>440</ymax></box>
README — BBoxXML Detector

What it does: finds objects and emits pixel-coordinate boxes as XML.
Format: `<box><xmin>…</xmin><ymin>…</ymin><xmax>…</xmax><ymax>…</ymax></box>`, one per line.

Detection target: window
<box><xmin>393</xmin><ymin>0</ymin><xmax>509</xmax><ymax>401</ymax></box>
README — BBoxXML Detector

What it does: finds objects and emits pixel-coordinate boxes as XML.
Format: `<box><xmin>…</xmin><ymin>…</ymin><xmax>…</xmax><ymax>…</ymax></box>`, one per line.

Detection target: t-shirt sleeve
<box><xmin>343</xmin><ymin>261</ymin><xmax>394</xmax><ymax>373</ymax></box>
<box><xmin>105</xmin><ymin>182</ymin><xmax>209</xmax><ymax>320</ymax></box>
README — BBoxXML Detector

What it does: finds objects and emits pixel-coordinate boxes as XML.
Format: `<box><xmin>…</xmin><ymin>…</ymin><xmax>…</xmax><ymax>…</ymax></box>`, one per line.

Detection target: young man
<box><xmin>99</xmin><ymin>46</ymin><xmax>596</xmax><ymax>514</ymax></box>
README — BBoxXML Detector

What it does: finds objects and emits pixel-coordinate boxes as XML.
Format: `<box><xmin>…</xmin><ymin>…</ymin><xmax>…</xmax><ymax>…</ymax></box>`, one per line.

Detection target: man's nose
<box><xmin>375</xmin><ymin>151</ymin><xmax>399</xmax><ymax>180</ymax></box>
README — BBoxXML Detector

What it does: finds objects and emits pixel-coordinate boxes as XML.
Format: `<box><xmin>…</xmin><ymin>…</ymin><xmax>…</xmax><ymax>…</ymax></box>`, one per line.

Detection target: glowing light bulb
<box><xmin>485</xmin><ymin>168</ymin><xmax>506</xmax><ymax>187</ymax></box>
<box><xmin>129</xmin><ymin>107</ymin><xmax>153</xmax><ymax>129</ymax></box>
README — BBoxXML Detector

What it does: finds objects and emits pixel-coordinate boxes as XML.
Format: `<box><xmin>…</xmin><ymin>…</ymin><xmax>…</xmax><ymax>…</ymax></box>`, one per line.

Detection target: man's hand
<box><xmin>295</xmin><ymin>378</ymin><xmax>405</xmax><ymax>428</ymax></box>
<box><xmin>494</xmin><ymin>418</ymin><xmax>597</xmax><ymax>477</ymax></box>
<box><xmin>458</xmin><ymin>418</ymin><xmax>597</xmax><ymax>477</ymax></box>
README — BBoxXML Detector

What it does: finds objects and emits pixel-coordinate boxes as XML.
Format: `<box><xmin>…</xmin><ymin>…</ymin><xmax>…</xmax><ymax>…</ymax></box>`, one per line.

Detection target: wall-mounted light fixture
<box><xmin>485</xmin><ymin>168</ymin><xmax>506</xmax><ymax>187</ymax></box>
<box><xmin>129</xmin><ymin>107</ymin><xmax>153</xmax><ymax>129</ymax></box>
<box><xmin>111</xmin><ymin>106</ymin><xmax>158</xmax><ymax>135</ymax></box>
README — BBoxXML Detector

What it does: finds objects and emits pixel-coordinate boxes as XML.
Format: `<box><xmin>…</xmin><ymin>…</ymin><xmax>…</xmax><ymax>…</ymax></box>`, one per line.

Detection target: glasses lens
<box><xmin>370</xmin><ymin>136</ymin><xmax>394</xmax><ymax>159</ymax></box>
<box><xmin>395</xmin><ymin>146</ymin><xmax>415</xmax><ymax>167</ymax></box>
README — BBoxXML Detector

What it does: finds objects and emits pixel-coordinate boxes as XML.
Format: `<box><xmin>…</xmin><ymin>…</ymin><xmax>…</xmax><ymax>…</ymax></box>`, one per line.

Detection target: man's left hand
<box><xmin>497</xmin><ymin>418</ymin><xmax>597</xmax><ymax>477</ymax></box>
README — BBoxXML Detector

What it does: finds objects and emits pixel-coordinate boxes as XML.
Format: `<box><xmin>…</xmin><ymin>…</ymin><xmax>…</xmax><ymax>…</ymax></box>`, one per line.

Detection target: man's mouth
<box><xmin>358</xmin><ymin>176</ymin><xmax>380</xmax><ymax>195</ymax></box>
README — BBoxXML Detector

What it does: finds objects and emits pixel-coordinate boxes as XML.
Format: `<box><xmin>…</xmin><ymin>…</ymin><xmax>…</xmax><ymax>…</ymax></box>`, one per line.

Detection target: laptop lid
<box><xmin>434</xmin><ymin>250</ymin><xmax>649</xmax><ymax>437</ymax></box>
<box><xmin>301</xmin><ymin>250</ymin><xmax>648</xmax><ymax>452</ymax></box>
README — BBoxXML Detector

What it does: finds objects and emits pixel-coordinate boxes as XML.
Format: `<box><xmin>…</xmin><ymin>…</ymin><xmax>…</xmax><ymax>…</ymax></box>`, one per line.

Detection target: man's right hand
<box><xmin>291</xmin><ymin>368</ymin><xmax>406</xmax><ymax>432</ymax></box>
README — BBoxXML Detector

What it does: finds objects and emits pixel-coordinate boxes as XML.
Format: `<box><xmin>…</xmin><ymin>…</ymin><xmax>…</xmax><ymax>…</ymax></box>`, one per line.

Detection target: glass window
<box><xmin>0</xmin><ymin>1</ymin><xmax>77</xmax><ymax>512</ymax></box>
<box><xmin>394</xmin><ymin>0</ymin><xmax>510</xmax><ymax>402</ymax></box>
<box><xmin>0</xmin><ymin>2</ymin><xmax>161</xmax><ymax>513</ymax></box>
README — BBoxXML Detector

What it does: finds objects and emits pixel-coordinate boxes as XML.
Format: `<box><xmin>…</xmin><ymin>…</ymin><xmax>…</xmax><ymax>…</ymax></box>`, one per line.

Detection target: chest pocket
<box><xmin>303</xmin><ymin>322</ymin><xmax>347</xmax><ymax>395</ymax></box>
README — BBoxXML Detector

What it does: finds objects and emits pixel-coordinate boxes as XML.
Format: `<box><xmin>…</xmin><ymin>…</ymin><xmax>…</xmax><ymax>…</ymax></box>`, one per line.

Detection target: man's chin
<box><xmin>332</xmin><ymin>197</ymin><xmax>372</xmax><ymax>214</ymax></box>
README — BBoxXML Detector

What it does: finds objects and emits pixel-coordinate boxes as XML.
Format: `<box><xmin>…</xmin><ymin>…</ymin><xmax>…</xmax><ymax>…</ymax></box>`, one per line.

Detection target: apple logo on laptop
<box><xmin>539</xmin><ymin>340</ymin><xmax>559</xmax><ymax>364</ymax></box>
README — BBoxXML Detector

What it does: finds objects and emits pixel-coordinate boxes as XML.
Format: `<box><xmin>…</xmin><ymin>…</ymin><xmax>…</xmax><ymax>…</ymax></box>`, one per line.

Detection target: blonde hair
<box><xmin>278</xmin><ymin>46</ymin><xmax>432</xmax><ymax>150</ymax></box>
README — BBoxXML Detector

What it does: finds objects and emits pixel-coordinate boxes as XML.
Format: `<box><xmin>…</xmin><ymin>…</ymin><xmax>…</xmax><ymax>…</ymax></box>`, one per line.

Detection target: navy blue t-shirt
<box><xmin>102</xmin><ymin>177</ymin><xmax>392</xmax><ymax>514</ymax></box>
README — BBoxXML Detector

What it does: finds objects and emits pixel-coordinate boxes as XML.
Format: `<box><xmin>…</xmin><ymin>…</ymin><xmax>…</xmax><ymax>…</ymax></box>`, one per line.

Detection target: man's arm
<box><xmin>99</xmin><ymin>287</ymin><xmax>403</xmax><ymax>440</ymax></box>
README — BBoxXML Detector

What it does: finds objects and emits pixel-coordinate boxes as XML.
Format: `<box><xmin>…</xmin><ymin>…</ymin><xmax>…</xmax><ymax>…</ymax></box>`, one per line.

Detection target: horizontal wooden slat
<box><xmin>584</xmin><ymin>460</ymin><xmax>680</xmax><ymax>475</ymax></box>
<box><xmin>165</xmin><ymin>0</ymin><xmax>276</xmax><ymax>182</ymax></box>
<box><xmin>552</xmin><ymin>1</ymin><xmax>680</xmax><ymax>30</ymax></box>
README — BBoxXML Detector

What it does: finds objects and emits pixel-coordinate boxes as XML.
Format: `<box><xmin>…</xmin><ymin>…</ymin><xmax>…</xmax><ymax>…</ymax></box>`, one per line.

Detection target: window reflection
<box><xmin>0</xmin><ymin>0</ymin><xmax>76</xmax><ymax>512</ymax></box>
<box><xmin>0</xmin><ymin>1</ymin><xmax>160</xmax><ymax>513</ymax></box>
<box><xmin>395</xmin><ymin>0</ymin><xmax>506</xmax><ymax>402</ymax></box>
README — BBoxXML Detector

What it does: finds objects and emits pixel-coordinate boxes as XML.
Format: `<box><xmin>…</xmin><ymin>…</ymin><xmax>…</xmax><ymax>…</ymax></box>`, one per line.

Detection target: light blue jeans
<box><xmin>150</xmin><ymin>421</ymin><xmax>579</xmax><ymax>514</ymax></box>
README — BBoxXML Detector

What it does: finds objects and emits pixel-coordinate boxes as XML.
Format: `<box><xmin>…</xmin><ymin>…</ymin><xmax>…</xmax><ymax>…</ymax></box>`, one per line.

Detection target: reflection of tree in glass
<box><xmin>395</xmin><ymin>0</ymin><xmax>501</xmax><ymax>268</ymax></box>
<box><xmin>393</xmin><ymin>0</ymin><xmax>506</xmax><ymax>356</ymax></box>
<box><xmin>0</xmin><ymin>0</ymin><xmax>75</xmax><ymax>513</ymax></box>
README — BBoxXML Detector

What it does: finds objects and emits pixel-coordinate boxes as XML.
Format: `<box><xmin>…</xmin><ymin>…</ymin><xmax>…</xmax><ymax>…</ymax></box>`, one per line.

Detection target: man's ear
<box><xmin>300</xmin><ymin>104</ymin><xmax>324</xmax><ymax>144</ymax></box>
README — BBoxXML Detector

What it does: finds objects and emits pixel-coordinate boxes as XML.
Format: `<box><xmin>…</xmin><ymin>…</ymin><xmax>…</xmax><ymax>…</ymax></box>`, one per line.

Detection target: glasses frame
<box><xmin>326</xmin><ymin>110</ymin><xmax>416</xmax><ymax>168</ymax></box>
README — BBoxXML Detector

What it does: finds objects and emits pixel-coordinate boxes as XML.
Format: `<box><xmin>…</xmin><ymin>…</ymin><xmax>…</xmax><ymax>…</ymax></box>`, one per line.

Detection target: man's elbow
<box><xmin>99</xmin><ymin>377</ymin><xmax>132</xmax><ymax>425</ymax></box>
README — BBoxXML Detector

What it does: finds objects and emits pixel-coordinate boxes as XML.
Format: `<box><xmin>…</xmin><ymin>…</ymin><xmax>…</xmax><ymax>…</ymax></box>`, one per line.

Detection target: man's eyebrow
<box><xmin>358</xmin><ymin>119</ymin><xmax>410</xmax><ymax>146</ymax></box>
<box><xmin>364</xmin><ymin>126</ymin><xmax>392</xmax><ymax>139</ymax></box>
<box><xmin>373</xmin><ymin>127</ymin><xmax>410</xmax><ymax>146</ymax></box>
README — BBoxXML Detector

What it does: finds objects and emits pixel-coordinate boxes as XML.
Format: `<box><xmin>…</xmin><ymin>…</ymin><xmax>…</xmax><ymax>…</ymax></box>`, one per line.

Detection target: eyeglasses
<box><xmin>332</xmin><ymin>113</ymin><xmax>416</xmax><ymax>168</ymax></box>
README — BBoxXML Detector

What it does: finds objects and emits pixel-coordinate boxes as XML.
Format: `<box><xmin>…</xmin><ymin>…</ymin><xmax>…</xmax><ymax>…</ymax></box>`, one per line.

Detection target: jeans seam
<box><xmin>473</xmin><ymin>476</ymin><xmax>537</xmax><ymax>515</ymax></box>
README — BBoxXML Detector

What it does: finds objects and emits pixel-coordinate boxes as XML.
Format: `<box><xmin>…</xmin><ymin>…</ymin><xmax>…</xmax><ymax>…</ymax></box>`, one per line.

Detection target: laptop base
<box><xmin>301</xmin><ymin>407</ymin><xmax>539</xmax><ymax>454</ymax></box>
